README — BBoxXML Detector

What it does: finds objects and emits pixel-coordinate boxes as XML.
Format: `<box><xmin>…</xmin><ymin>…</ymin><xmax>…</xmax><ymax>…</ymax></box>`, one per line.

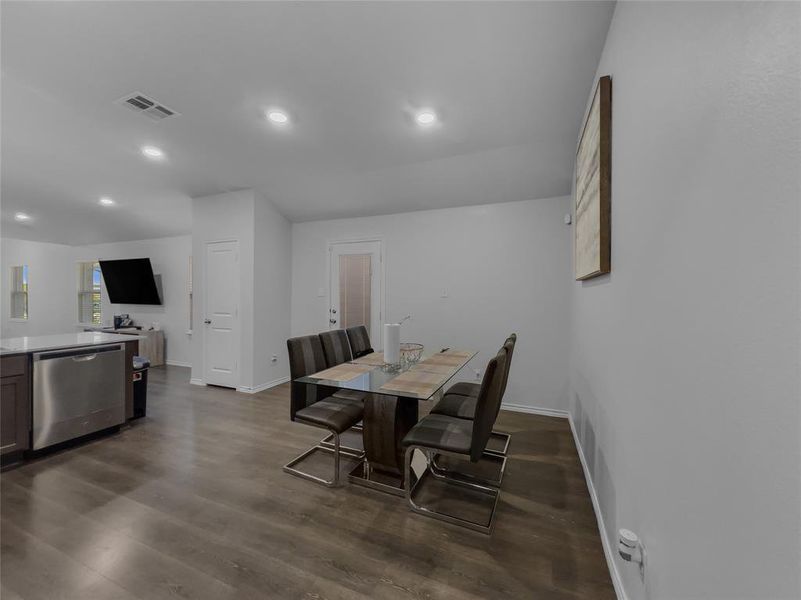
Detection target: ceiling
<box><xmin>1</xmin><ymin>1</ymin><xmax>614</xmax><ymax>245</ymax></box>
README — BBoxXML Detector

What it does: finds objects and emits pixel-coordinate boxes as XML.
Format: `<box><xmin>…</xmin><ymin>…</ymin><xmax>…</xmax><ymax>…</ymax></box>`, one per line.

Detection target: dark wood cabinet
<box><xmin>1</xmin><ymin>355</ymin><xmax>30</xmax><ymax>456</ymax></box>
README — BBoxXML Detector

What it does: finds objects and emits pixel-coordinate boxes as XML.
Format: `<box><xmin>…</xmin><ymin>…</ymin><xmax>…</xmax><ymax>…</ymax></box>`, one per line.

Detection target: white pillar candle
<box><xmin>384</xmin><ymin>323</ymin><xmax>401</xmax><ymax>365</ymax></box>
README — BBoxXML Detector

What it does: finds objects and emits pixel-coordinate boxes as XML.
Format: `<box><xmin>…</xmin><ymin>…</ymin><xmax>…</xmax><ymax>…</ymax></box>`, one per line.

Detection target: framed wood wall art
<box><xmin>575</xmin><ymin>75</ymin><xmax>611</xmax><ymax>280</ymax></box>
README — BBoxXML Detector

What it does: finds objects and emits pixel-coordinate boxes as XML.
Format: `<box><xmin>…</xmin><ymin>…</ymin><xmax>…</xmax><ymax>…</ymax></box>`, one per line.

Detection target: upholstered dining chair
<box><xmin>284</xmin><ymin>334</ymin><xmax>364</xmax><ymax>487</ymax></box>
<box><xmin>429</xmin><ymin>334</ymin><xmax>517</xmax><ymax>457</ymax></box>
<box><xmin>319</xmin><ymin>328</ymin><xmax>353</xmax><ymax>366</ymax></box>
<box><xmin>317</xmin><ymin>329</ymin><xmax>367</xmax><ymax>457</ymax></box>
<box><xmin>318</xmin><ymin>329</ymin><xmax>367</xmax><ymax>404</ymax></box>
<box><xmin>402</xmin><ymin>346</ymin><xmax>508</xmax><ymax>534</ymax></box>
<box><xmin>345</xmin><ymin>325</ymin><xmax>373</xmax><ymax>359</ymax></box>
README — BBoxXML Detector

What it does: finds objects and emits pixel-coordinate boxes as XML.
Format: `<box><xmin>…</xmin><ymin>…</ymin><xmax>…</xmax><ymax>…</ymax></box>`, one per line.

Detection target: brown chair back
<box><xmin>286</xmin><ymin>335</ymin><xmax>328</xmax><ymax>420</ymax></box>
<box><xmin>319</xmin><ymin>329</ymin><xmax>353</xmax><ymax>367</ymax></box>
<box><xmin>470</xmin><ymin>346</ymin><xmax>508</xmax><ymax>462</ymax></box>
<box><xmin>495</xmin><ymin>334</ymin><xmax>517</xmax><ymax>418</ymax></box>
<box><xmin>345</xmin><ymin>325</ymin><xmax>373</xmax><ymax>359</ymax></box>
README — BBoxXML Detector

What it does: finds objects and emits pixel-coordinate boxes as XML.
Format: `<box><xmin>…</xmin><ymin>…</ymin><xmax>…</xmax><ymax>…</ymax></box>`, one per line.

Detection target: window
<box><xmin>77</xmin><ymin>261</ymin><xmax>102</xmax><ymax>325</ymax></box>
<box><xmin>10</xmin><ymin>265</ymin><xmax>28</xmax><ymax>320</ymax></box>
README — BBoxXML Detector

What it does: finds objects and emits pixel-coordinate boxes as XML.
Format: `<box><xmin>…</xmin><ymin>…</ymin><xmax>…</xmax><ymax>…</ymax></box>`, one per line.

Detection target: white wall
<box><xmin>568</xmin><ymin>3</ymin><xmax>800</xmax><ymax>599</ymax></box>
<box><xmin>74</xmin><ymin>235</ymin><xmax>192</xmax><ymax>366</ymax></box>
<box><xmin>191</xmin><ymin>190</ymin><xmax>256</xmax><ymax>387</ymax></box>
<box><xmin>291</xmin><ymin>197</ymin><xmax>573</xmax><ymax>411</ymax></box>
<box><xmin>0</xmin><ymin>237</ymin><xmax>74</xmax><ymax>338</ymax></box>
<box><xmin>191</xmin><ymin>189</ymin><xmax>291</xmax><ymax>390</ymax></box>
<box><xmin>0</xmin><ymin>235</ymin><xmax>193</xmax><ymax>365</ymax></box>
<box><xmin>253</xmin><ymin>192</ymin><xmax>292</xmax><ymax>389</ymax></box>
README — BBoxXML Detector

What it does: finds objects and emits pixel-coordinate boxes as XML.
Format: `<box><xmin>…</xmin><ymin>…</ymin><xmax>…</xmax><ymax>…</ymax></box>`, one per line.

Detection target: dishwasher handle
<box><xmin>72</xmin><ymin>354</ymin><xmax>98</xmax><ymax>362</ymax></box>
<box><xmin>34</xmin><ymin>344</ymin><xmax>124</xmax><ymax>362</ymax></box>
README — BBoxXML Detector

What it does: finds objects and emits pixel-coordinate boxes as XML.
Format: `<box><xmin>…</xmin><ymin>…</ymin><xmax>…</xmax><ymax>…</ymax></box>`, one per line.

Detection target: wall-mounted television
<box><xmin>99</xmin><ymin>258</ymin><xmax>162</xmax><ymax>305</ymax></box>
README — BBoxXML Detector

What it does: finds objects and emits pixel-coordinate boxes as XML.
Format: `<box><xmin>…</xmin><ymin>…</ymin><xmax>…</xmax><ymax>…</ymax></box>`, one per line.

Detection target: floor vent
<box><xmin>115</xmin><ymin>92</ymin><xmax>180</xmax><ymax>121</ymax></box>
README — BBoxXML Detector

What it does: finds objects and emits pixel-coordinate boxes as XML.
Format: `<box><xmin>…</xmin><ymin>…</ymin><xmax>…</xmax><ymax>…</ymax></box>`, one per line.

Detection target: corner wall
<box><xmin>191</xmin><ymin>189</ymin><xmax>291</xmax><ymax>390</ymax></box>
<box><xmin>191</xmin><ymin>190</ymin><xmax>256</xmax><ymax>387</ymax></box>
<box><xmin>253</xmin><ymin>191</ymin><xmax>292</xmax><ymax>390</ymax></box>
<box><xmin>569</xmin><ymin>3</ymin><xmax>801</xmax><ymax>599</ymax></box>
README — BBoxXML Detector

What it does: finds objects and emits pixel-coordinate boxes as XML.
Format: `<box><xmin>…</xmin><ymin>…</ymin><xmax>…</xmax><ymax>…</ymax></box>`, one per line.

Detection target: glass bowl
<box><xmin>400</xmin><ymin>343</ymin><xmax>424</xmax><ymax>365</ymax></box>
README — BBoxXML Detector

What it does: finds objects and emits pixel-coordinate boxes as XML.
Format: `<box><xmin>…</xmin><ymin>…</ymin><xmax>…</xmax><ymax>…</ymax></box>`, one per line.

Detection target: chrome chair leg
<box><xmin>283</xmin><ymin>430</ymin><xmax>342</xmax><ymax>487</ymax></box>
<box><xmin>320</xmin><ymin>429</ymin><xmax>364</xmax><ymax>458</ymax></box>
<box><xmin>404</xmin><ymin>446</ymin><xmax>500</xmax><ymax>535</ymax></box>
<box><xmin>429</xmin><ymin>450</ymin><xmax>507</xmax><ymax>488</ymax></box>
<box><xmin>484</xmin><ymin>430</ymin><xmax>511</xmax><ymax>457</ymax></box>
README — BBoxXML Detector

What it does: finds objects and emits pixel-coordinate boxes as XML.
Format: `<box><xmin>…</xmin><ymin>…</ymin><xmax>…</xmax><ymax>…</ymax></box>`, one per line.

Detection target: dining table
<box><xmin>294</xmin><ymin>347</ymin><xmax>477</xmax><ymax>494</ymax></box>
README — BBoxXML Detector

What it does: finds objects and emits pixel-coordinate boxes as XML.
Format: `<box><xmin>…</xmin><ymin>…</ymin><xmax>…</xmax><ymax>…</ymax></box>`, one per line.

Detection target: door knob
<box><xmin>204</xmin><ymin>319</ymin><xmax>212</xmax><ymax>324</ymax></box>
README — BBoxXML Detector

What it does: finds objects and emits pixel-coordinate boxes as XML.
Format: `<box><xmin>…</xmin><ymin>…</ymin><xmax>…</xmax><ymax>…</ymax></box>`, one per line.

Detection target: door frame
<box><xmin>202</xmin><ymin>238</ymin><xmax>240</xmax><ymax>388</ymax></box>
<box><xmin>327</xmin><ymin>237</ymin><xmax>385</xmax><ymax>349</ymax></box>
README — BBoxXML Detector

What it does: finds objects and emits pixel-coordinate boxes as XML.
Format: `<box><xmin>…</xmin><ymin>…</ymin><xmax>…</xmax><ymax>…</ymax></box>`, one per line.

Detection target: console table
<box><xmin>82</xmin><ymin>327</ymin><xmax>164</xmax><ymax>366</ymax></box>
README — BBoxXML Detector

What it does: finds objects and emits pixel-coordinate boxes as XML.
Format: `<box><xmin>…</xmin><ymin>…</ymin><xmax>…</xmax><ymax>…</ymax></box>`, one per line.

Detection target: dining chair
<box><xmin>284</xmin><ymin>335</ymin><xmax>364</xmax><ymax>487</ymax></box>
<box><xmin>319</xmin><ymin>328</ymin><xmax>353</xmax><ymax>366</ymax></box>
<box><xmin>345</xmin><ymin>325</ymin><xmax>374</xmax><ymax>359</ymax></box>
<box><xmin>430</xmin><ymin>334</ymin><xmax>517</xmax><ymax>457</ymax></box>
<box><xmin>402</xmin><ymin>346</ymin><xmax>508</xmax><ymax>534</ymax></box>
<box><xmin>318</xmin><ymin>329</ymin><xmax>368</xmax><ymax>406</ymax></box>
<box><xmin>317</xmin><ymin>328</ymin><xmax>367</xmax><ymax>456</ymax></box>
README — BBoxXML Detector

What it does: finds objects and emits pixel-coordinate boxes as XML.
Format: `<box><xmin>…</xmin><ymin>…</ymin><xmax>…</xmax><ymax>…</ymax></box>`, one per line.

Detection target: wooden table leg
<box><xmin>363</xmin><ymin>394</ymin><xmax>418</xmax><ymax>478</ymax></box>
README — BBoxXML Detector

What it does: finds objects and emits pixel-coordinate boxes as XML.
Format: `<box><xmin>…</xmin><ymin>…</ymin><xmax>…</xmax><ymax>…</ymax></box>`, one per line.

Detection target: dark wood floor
<box><xmin>1</xmin><ymin>366</ymin><xmax>615</xmax><ymax>600</ymax></box>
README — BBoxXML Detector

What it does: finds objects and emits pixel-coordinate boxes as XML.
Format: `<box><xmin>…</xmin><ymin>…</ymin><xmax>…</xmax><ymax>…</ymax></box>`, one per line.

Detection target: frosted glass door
<box><xmin>329</xmin><ymin>241</ymin><xmax>382</xmax><ymax>347</ymax></box>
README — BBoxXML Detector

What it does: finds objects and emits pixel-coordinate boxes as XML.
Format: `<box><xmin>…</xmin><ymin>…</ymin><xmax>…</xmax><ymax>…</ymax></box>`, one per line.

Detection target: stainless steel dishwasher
<box><xmin>32</xmin><ymin>343</ymin><xmax>125</xmax><ymax>450</ymax></box>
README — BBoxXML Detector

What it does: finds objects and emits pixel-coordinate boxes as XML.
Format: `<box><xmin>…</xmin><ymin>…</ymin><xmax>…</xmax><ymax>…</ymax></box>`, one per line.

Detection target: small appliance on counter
<box><xmin>113</xmin><ymin>314</ymin><xmax>133</xmax><ymax>329</ymax></box>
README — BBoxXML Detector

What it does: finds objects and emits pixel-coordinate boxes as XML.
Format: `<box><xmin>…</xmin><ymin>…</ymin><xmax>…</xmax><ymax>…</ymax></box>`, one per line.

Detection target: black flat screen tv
<box><xmin>99</xmin><ymin>258</ymin><xmax>162</xmax><ymax>305</ymax></box>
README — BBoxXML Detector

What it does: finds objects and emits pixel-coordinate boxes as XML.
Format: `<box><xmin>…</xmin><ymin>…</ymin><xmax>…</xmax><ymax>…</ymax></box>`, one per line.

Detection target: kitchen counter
<box><xmin>0</xmin><ymin>332</ymin><xmax>143</xmax><ymax>356</ymax></box>
<box><xmin>1</xmin><ymin>332</ymin><xmax>143</xmax><ymax>465</ymax></box>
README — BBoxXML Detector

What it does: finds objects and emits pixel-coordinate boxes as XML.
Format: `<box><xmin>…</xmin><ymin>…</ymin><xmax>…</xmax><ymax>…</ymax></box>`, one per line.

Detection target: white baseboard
<box><xmin>237</xmin><ymin>375</ymin><xmax>290</xmax><ymax>394</ymax></box>
<box><xmin>567</xmin><ymin>413</ymin><xmax>628</xmax><ymax>600</ymax></box>
<box><xmin>166</xmin><ymin>360</ymin><xmax>191</xmax><ymax>368</ymax></box>
<box><xmin>501</xmin><ymin>402</ymin><xmax>570</xmax><ymax>419</ymax></box>
<box><xmin>189</xmin><ymin>378</ymin><xmax>206</xmax><ymax>386</ymax></box>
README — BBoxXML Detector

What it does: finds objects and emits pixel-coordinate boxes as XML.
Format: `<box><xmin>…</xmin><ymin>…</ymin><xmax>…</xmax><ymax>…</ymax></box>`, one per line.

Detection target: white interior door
<box><xmin>204</xmin><ymin>240</ymin><xmax>239</xmax><ymax>388</ymax></box>
<box><xmin>330</xmin><ymin>240</ymin><xmax>382</xmax><ymax>348</ymax></box>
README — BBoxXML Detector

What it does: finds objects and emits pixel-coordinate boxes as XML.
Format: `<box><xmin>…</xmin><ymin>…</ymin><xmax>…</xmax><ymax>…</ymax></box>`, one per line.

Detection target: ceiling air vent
<box><xmin>115</xmin><ymin>92</ymin><xmax>180</xmax><ymax>121</ymax></box>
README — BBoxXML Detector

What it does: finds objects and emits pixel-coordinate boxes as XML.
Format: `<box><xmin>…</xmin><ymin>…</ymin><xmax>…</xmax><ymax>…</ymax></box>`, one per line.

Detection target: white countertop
<box><xmin>0</xmin><ymin>332</ymin><xmax>143</xmax><ymax>355</ymax></box>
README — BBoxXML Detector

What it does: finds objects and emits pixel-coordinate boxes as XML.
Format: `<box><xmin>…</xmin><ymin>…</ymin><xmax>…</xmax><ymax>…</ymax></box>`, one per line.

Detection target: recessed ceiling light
<box><xmin>267</xmin><ymin>109</ymin><xmax>290</xmax><ymax>124</ymax></box>
<box><xmin>415</xmin><ymin>110</ymin><xmax>438</xmax><ymax>126</ymax></box>
<box><xmin>141</xmin><ymin>145</ymin><xmax>165</xmax><ymax>159</ymax></box>
<box><xmin>99</xmin><ymin>197</ymin><xmax>115</xmax><ymax>206</ymax></box>
<box><xmin>14</xmin><ymin>212</ymin><xmax>31</xmax><ymax>222</ymax></box>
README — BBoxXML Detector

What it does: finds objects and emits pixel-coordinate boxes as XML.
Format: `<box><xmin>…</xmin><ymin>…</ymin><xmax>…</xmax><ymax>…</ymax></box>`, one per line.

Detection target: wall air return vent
<box><xmin>115</xmin><ymin>92</ymin><xmax>180</xmax><ymax>121</ymax></box>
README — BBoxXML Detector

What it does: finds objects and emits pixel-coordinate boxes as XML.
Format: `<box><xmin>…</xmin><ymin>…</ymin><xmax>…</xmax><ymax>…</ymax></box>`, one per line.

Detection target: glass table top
<box><xmin>295</xmin><ymin>349</ymin><xmax>478</xmax><ymax>401</ymax></box>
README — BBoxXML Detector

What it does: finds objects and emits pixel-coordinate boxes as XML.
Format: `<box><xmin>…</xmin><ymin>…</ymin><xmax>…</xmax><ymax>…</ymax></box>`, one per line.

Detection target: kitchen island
<box><xmin>0</xmin><ymin>332</ymin><xmax>141</xmax><ymax>465</ymax></box>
